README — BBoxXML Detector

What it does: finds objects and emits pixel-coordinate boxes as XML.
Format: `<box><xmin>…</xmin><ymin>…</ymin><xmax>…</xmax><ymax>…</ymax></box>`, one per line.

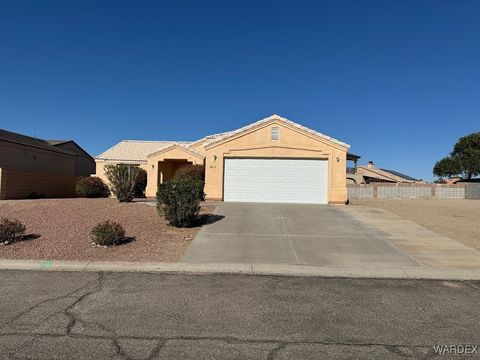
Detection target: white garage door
<box><xmin>224</xmin><ymin>158</ymin><xmax>328</xmax><ymax>204</ymax></box>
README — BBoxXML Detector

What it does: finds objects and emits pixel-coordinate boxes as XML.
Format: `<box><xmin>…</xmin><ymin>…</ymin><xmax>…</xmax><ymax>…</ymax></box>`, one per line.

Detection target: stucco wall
<box><xmin>0</xmin><ymin>167</ymin><xmax>80</xmax><ymax>199</ymax></box>
<box><xmin>54</xmin><ymin>142</ymin><xmax>95</xmax><ymax>176</ymax></box>
<box><xmin>145</xmin><ymin>146</ymin><xmax>204</xmax><ymax>197</ymax></box>
<box><xmin>0</xmin><ymin>168</ymin><xmax>5</xmax><ymax>200</ymax></box>
<box><xmin>188</xmin><ymin>141</ymin><xmax>206</xmax><ymax>155</ymax></box>
<box><xmin>0</xmin><ymin>141</ymin><xmax>75</xmax><ymax>176</ymax></box>
<box><xmin>203</xmin><ymin>120</ymin><xmax>349</xmax><ymax>204</ymax></box>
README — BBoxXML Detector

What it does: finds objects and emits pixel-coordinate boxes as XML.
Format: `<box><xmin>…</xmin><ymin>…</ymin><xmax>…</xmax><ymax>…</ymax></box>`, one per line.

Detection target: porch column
<box><xmin>145</xmin><ymin>161</ymin><xmax>159</xmax><ymax>197</ymax></box>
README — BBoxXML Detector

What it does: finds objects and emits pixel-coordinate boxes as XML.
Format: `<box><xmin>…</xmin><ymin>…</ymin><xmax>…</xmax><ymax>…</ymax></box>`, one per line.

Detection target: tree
<box><xmin>104</xmin><ymin>164</ymin><xmax>142</xmax><ymax>202</ymax></box>
<box><xmin>132</xmin><ymin>168</ymin><xmax>147</xmax><ymax>197</ymax></box>
<box><xmin>433</xmin><ymin>132</ymin><xmax>480</xmax><ymax>180</ymax></box>
<box><xmin>433</xmin><ymin>157</ymin><xmax>462</xmax><ymax>179</ymax></box>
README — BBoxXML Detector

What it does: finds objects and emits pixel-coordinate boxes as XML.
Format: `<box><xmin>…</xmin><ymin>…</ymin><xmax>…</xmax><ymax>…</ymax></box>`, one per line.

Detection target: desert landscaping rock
<box><xmin>0</xmin><ymin>198</ymin><xmax>216</xmax><ymax>262</ymax></box>
<box><xmin>351</xmin><ymin>199</ymin><xmax>480</xmax><ymax>250</ymax></box>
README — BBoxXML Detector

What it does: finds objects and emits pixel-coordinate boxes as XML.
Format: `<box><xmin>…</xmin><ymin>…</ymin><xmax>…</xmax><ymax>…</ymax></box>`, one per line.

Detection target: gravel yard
<box><xmin>0</xmin><ymin>199</ymin><xmax>217</xmax><ymax>262</ymax></box>
<box><xmin>350</xmin><ymin>199</ymin><xmax>480</xmax><ymax>250</ymax></box>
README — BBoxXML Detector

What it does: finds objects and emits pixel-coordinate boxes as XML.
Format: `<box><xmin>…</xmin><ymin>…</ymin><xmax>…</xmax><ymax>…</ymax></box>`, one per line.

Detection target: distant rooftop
<box><xmin>380</xmin><ymin>168</ymin><xmax>420</xmax><ymax>182</ymax></box>
<box><xmin>0</xmin><ymin>129</ymin><xmax>74</xmax><ymax>156</ymax></box>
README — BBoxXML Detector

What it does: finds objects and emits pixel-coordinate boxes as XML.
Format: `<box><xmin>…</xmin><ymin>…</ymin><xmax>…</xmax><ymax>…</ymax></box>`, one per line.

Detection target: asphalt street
<box><xmin>1</xmin><ymin>270</ymin><xmax>480</xmax><ymax>359</ymax></box>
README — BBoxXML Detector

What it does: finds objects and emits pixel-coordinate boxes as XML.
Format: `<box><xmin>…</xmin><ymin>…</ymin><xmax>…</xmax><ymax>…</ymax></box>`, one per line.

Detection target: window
<box><xmin>271</xmin><ymin>127</ymin><xmax>279</xmax><ymax>140</ymax></box>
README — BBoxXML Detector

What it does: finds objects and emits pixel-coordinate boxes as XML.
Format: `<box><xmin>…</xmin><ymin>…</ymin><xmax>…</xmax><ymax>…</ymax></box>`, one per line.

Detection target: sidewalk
<box><xmin>2</xmin><ymin>258</ymin><xmax>480</xmax><ymax>280</ymax></box>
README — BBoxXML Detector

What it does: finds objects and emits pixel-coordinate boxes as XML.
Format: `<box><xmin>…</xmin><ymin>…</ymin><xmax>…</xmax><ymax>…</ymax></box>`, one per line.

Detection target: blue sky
<box><xmin>0</xmin><ymin>0</ymin><xmax>479</xmax><ymax>181</ymax></box>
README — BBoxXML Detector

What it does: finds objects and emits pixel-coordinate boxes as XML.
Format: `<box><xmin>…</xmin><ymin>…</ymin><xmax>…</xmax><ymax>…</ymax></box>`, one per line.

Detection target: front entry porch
<box><xmin>157</xmin><ymin>159</ymin><xmax>191</xmax><ymax>185</ymax></box>
<box><xmin>145</xmin><ymin>144</ymin><xmax>205</xmax><ymax>197</ymax></box>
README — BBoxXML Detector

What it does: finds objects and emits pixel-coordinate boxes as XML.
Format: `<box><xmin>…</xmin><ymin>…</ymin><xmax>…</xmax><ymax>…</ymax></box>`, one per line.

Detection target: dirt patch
<box><xmin>350</xmin><ymin>199</ymin><xmax>480</xmax><ymax>250</ymax></box>
<box><xmin>0</xmin><ymin>198</ymin><xmax>217</xmax><ymax>262</ymax></box>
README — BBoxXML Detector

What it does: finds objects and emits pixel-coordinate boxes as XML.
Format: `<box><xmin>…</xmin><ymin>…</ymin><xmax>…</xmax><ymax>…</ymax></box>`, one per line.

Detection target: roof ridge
<box><xmin>122</xmin><ymin>139</ymin><xmax>191</xmax><ymax>143</ymax></box>
<box><xmin>204</xmin><ymin>114</ymin><xmax>350</xmax><ymax>148</ymax></box>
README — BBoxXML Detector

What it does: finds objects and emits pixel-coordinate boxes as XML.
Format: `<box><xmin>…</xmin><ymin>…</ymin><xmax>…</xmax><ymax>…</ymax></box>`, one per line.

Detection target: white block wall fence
<box><xmin>347</xmin><ymin>183</ymin><xmax>477</xmax><ymax>200</ymax></box>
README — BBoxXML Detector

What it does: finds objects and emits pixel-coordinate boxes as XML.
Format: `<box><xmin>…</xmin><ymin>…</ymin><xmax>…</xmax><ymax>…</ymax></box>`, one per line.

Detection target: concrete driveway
<box><xmin>181</xmin><ymin>203</ymin><xmax>420</xmax><ymax>267</ymax></box>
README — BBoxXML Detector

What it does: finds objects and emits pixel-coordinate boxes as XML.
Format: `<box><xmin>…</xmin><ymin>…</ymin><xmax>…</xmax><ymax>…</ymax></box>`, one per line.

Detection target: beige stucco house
<box><xmin>96</xmin><ymin>114</ymin><xmax>351</xmax><ymax>204</ymax></box>
<box><xmin>0</xmin><ymin>129</ymin><xmax>95</xmax><ymax>199</ymax></box>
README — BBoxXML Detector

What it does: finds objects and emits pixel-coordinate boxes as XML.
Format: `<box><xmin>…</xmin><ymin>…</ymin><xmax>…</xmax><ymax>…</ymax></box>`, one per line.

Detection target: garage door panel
<box><xmin>224</xmin><ymin>158</ymin><xmax>328</xmax><ymax>204</ymax></box>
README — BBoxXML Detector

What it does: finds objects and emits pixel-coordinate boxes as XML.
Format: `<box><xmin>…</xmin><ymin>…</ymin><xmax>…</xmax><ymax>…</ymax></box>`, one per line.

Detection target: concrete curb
<box><xmin>1</xmin><ymin>259</ymin><xmax>480</xmax><ymax>280</ymax></box>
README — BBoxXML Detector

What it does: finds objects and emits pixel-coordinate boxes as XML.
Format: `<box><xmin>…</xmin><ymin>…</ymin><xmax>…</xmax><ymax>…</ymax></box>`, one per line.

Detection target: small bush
<box><xmin>90</xmin><ymin>221</ymin><xmax>126</xmax><ymax>247</ymax></box>
<box><xmin>104</xmin><ymin>164</ymin><xmax>142</xmax><ymax>202</ymax></box>
<box><xmin>76</xmin><ymin>177</ymin><xmax>111</xmax><ymax>198</ymax></box>
<box><xmin>156</xmin><ymin>177</ymin><xmax>205</xmax><ymax>227</ymax></box>
<box><xmin>174</xmin><ymin>164</ymin><xmax>205</xmax><ymax>181</ymax></box>
<box><xmin>0</xmin><ymin>218</ymin><xmax>27</xmax><ymax>245</ymax></box>
<box><xmin>133</xmin><ymin>168</ymin><xmax>147</xmax><ymax>198</ymax></box>
<box><xmin>27</xmin><ymin>192</ymin><xmax>46</xmax><ymax>199</ymax></box>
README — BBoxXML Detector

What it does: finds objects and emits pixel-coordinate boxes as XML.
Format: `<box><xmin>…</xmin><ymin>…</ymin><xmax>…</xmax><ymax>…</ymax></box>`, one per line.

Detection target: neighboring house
<box><xmin>96</xmin><ymin>114</ymin><xmax>351</xmax><ymax>204</ymax></box>
<box><xmin>349</xmin><ymin>161</ymin><xmax>422</xmax><ymax>184</ymax></box>
<box><xmin>444</xmin><ymin>177</ymin><xmax>463</xmax><ymax>185</ymax></box>
<box><xmin>47</xmin><ymin>140</ymin><xmax>96</xmax><ymax>176</ymax></box>
<box><xmin>0</xmin><ymin>129</ymin><xmax>93</xmax><ymax>199</ymax></box>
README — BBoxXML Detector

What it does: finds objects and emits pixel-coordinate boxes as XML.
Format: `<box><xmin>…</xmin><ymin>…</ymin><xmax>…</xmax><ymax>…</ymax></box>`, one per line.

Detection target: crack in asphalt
<box><xmin>0</xmin><ymin>331</ymin><xmax>437</xmax><ymax>359</ymax></box>
<box><xmin>64</xmin><ymin>272</ymin><xmax>108</xmax><ymax>336</ymax></box>
<box><xmin>0</xmin><ymin>271</ymin><xmax>440</xmax><ymax>359</ymax></box>
<box><xmin>145</xmin><ymin>340</ymin><xmax>166</xmax><ymax>360</ymax></box>
<box><xmin>61</xmin><ymin>272</ymin><xmax>134</xmax><ymax>360</ymax></box>
<box><xmin>2</xmin><ymin>272</ymin><xmax>105</xmax><ymax>329</ymax></box>
<box><xmin>462</xmin><ymin>280</ymin><xmax>480</xmax><ymax>290</ymax></box>
<box><xmin>266</xmin><ymin>342</ymin><xmax>286</xmax><ymax>360</ymax></box>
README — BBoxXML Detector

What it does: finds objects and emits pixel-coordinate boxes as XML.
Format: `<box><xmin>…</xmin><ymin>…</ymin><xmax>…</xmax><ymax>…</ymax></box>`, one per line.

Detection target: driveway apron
<box><xmin>180</xmin><ymin>203</ymin><xmax>420</xmax><ymax>267</ymax></box>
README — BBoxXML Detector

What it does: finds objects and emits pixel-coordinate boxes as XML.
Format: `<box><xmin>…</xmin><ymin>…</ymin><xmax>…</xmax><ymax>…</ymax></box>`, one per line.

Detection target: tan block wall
<box><xmin>0</xmin><ymin>167</ymin><xmax>80</xmax><ymax>199</ymax></box>
<box><xmin>0</xmin><ymin>168</ymin><xmax>6</xmax><ymax>200</ymax></box>
<box><xmin>204</xmin><ymin>121</ymin><xmax>348</xmax><ymax>204</ymax></box>
<box><xmin>0</xmin><ymin>142</ymin><xmax>75</xmax><ymax>176</ymax></box>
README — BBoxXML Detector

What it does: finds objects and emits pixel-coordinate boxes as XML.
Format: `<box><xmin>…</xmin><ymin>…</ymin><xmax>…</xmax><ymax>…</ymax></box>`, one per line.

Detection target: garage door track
<box><xmin>181</xmin><ymin>203</ymin><xmax>420</xmax><ymax>267</ymax></box>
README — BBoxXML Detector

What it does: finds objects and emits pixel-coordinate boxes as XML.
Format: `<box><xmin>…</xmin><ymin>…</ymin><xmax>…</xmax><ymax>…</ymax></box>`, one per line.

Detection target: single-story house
<box><xmin>47</xmin><ymin>140</ymin><xmax>96</xmax><ymax>176</ymax></box>
<box><xmin>0</xmin><ymin>129</ymin><xmax>95</xmax><ymax>199</ymax></box>
<box><xmin>347</xmin><ymin>161</ymin><xmax>422</xmax><ymax>184</ymax></box>
<box><xmin>96</xmin><ymin>114</ymin><xmax>351</xmax><ymax>204</ymax></box>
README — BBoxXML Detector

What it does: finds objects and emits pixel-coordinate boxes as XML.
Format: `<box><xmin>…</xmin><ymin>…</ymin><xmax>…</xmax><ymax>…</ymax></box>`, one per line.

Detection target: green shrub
<box><xmin>174</xmin><ymin>164</ymin><xmax>205</xmax><ymax>181</ymax></box>
<box><xmin>104</xmin><ymin>164</ymin><xmax>142</xmax><ymax>202</ymax></box>
<box><xmin>76</xmin><ymin>177</ymin><xmax>111</xmax><ymax>198</ymax></box>
<box><xmin>133</xmin><ymin>168</ymin><xmax>147</xmax><ymax>198</ymax></box>
<box><xmin>0</xmin><ymin>218</ymin><xmax>27</xmax><ymax>245</ymax></box>
<box><xmin>27</xmin><ymin>192</ymin><xmax>46</xmax><ymax>199</ymax></box>
<box><xmin>90</xmin><ymin>221</ymin><xmax>126</xmax><ymax>247</ymax></box>
<box><xmin>156</xmin><ymin>177</ymin><xmax>205</xmax><ymax>227</ymax></box>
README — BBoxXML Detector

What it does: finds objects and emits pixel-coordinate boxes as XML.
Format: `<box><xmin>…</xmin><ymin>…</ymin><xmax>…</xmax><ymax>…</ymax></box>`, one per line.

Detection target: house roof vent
<box><xmin>271</xmin><ymin>127</ymin><xmax>279</xmax><ymax>140</ymax></box>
